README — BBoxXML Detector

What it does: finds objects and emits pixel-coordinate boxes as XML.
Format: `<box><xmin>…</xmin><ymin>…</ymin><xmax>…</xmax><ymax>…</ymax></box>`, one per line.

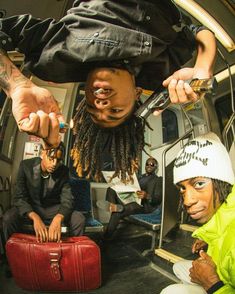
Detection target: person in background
<box><xmin>0</xmin><ymin>0</ymin><xmax>217</xmax><ymax>182</ymax></box>
<box><xmin>100</xmin><ymin>157</ymin><xmax>162</xmax><ymax>240</ymax></box>
<box><xmin>161</xmin><ymin>132</ymin><xmax>235</xmax><ymax>294</ymax></box>
<box><xmin>2</xmin><ymin>142</ymin><xmax>85</xmax><ymax>243</ymax></box>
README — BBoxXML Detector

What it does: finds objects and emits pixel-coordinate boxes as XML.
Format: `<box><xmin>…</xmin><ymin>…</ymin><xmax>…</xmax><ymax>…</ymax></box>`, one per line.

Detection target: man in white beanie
<box><xmin>161</xmin><ymin>132</ymin><xmax>235</xmax><ymax>294</ymax></box>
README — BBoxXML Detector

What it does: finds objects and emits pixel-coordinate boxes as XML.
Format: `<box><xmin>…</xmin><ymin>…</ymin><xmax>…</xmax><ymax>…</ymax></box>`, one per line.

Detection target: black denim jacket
<box><xmin>0</xmin><ymin>0</ymin><xmax>199</xmax><ymax>90</ymax></box>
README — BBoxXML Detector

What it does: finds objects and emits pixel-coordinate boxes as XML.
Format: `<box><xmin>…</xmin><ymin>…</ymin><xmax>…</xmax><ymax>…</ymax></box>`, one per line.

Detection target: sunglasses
<box><xmin>146</xmin><ymin>162</ymin><xmax>156</xmax><ymax>167</ymax></box>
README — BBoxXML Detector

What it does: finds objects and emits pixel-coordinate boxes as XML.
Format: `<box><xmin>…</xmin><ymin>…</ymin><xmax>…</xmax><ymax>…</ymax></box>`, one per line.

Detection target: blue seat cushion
<box><xmin>69</xmin><ymin>177</ymin><xmax>91</xmax><ymax>212</ymax></box>
<box><xmin>85</xmin><ymin>217</ymin><xmax>103</xmax><ymax>227</ymax></box>
<box><xmin>130</xmin><ymin>207</ymin><xmax>162</xmax><ymax>224</ymax></box>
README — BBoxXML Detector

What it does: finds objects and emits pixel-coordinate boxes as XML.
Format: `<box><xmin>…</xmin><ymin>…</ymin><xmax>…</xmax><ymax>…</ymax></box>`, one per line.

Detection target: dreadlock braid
<box><xmin>212</xmin><ymin>179</ymin><xmax>232</xmax><ymax>207</ymax></box>
<box><xmin>71</xmin><ymin>98</ymin><xmax>148</xmax><ymax>183</ymax></box>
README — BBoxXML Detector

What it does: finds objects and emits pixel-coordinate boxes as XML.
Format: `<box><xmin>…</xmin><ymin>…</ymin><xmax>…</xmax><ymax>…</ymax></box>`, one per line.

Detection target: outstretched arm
<box><xmin>162</xmin><ymin>28</ymin><xmax>217</xmax><ymax>105</ymax></box>
<box><xmin>0</xmin><ymin>50</ymin><xmax>64</xmax><ymax>147</ymax></box>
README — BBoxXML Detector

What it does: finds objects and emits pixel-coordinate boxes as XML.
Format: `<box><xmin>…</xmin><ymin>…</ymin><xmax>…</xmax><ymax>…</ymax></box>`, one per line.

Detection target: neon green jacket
<box><xmin>192</xmin><ymin>185</ymin><xmax>235</xmax><ymax>293</ymax></box>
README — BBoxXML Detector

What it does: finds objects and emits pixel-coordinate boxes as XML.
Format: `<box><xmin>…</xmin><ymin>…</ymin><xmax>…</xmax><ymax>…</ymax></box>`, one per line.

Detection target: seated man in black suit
<box><xmin>100</xmin><ymin>157</ymin><xmax>162</xmax><ymax>240</ymax></box>
<box><xmin>3</xmin><ymin>142</ymin><xmax>85</xmax><ymax>243</ymax></box>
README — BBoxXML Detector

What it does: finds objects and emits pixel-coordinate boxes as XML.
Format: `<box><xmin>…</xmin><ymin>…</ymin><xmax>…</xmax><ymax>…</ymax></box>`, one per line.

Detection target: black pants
<box><xmin>2</xmin><ymin>205</ymin><xmax>85</xmax><ymax>243</ymax></box>
<box><xmin>104</xmin><ymin>187</ymin><xmax>145</xmax><ymax>238</ymax></box>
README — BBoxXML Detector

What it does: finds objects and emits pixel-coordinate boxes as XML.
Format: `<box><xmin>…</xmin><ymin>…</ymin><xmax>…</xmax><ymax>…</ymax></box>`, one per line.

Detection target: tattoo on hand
<box><xmin>0</xmin><ymin>58</ymin><xmax>10</xmax><ymax>91</ymax></box>
<box><xmin>0</xmin><ymin>55</ymin><xmax>29</xmax><ymax>93</ymax></box>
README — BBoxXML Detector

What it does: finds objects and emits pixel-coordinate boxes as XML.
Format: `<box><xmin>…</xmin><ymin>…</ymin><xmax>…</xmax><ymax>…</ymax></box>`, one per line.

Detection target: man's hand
<box><xmin>11</xmin><ymin>83</ymin><xmax>64</xmax><ymax>148</ymax></box>
<box><xmin>189</xmin><ymin>250</ymin><xmax>220</xmax><ymax>291</ymax></box>
<box><xmin>136</xmin><ymin>190</ymin><xmax>148</xmax><ymax>199</ymax></box>
<box><xmin>48</xmin><ymin>214</ymin><xmax>64</xmax><ymax>242</ymax></box>
<box><xmin>159</xmin><ymin>28</ymin><xmax>216</xmax><ymax>112</ymax></box>
<box><xmin>162</xmin><ymin>67</ymin><xmax>212</xmax><ymax>105</ymax></box>
<box><xmin>192</xmin><ymin>239</ymin><xmax>208</xmax><ymax>254</ymax></box>
<box><xmin>0</xmin><ymin>52</ymin><xmax>65</xmax><ymax>148</ymax></box>
<box><xmin>28</xmin><ymin>212</ymin><xmax>48</xmax><ymax>242</ymax></box>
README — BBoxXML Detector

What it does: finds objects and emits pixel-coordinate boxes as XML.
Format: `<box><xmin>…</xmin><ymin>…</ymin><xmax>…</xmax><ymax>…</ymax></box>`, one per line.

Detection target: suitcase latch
<box><xmin>49</xmin><ymin>252</ymin><xmax>62</xmax><ymax>281</ymax></box>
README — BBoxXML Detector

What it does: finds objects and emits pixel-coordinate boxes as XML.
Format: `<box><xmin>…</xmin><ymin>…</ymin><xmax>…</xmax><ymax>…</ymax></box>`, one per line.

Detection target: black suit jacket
<box><xmin>13</xmin><ymin>157</ymin><xmax>74</xmax><ymax>219</ymax></box>
<box><xmin>138</xmin><ymin>173</ymin><xmax>163</xmax><ymax>213</ymax></box>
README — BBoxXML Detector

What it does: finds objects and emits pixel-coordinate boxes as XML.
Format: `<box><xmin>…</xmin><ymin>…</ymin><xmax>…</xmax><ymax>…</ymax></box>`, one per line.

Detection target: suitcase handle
<box><xmin>49</xmin><ymin>251</ymin><xmax>62</xmax><ymax>281</ymax></box>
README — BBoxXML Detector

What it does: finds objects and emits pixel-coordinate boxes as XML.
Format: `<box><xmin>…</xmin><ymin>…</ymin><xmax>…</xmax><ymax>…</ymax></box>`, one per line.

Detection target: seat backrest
<box><xmin>69</xmin><ymin>177</ymin><xmax>92</xmax><ymax>214</ymax></box>
<box><xmin>69</xmin><ymin>177</ymin><xmax>104</xmax><ymax>232</ymax></box>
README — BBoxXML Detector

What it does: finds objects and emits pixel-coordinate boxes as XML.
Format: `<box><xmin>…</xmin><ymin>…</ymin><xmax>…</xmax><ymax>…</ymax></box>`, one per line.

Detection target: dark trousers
<box><xmin>105</xmin><ymin>187</ymin><xmax>144</xmax><ymax>238</ymax></box>
<box><xmin>3</xmin><ymin>206</ymin><xmax>85</xmax><ymax>243</ymax></box>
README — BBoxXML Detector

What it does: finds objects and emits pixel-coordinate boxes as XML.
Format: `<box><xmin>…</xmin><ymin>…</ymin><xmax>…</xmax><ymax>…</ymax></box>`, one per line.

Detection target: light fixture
<box><xmin>215</xmin><ymin>64</ymin><xmax>235</xmax><ymax>82</ymax></box>
<box><xmin>173</xmin><ymin>0</ymin><xmax>235</xmax><ymax>52</ymax></box>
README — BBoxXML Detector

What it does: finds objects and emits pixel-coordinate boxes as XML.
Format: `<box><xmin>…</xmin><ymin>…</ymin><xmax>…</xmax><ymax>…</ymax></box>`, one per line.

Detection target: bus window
<box><xmin>0</xmin><ymin>91</ymin><xmax>17</xmax><ymax>161</ymax></box>
<box><xmin>215</xmin><ymin>93</ymin><xmax>233</xmax><ymax>132</ymax></box>
<box><xmin>162</xmin><ymin>109</ymin><xmax>179</xmax><ymax>143</ymax></box>
<box><xmin>0</xmin><ymin>89</ymin><xmax>5</xmax><ymax>115</ymax></box>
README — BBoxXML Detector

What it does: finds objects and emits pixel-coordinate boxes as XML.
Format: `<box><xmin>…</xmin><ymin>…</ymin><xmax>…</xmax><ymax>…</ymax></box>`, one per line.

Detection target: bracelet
<box><xmin>207</xmin><ymin>281</ymin><xmax>224</xmax><ymax>294</ymax></box>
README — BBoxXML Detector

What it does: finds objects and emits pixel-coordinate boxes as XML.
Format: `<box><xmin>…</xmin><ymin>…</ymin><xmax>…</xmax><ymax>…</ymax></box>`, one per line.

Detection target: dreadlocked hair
<box><xmin>211</xmin><ymin>179</ymin><xmax>232</xmax><ymax>207</ymax></box>
<box><xmin>71</xmin><ymin>98</ymin><xmax>150</xmax><ymax>183</ymax></box>
<box><xmin>177</xmin><ymin>178</ymin><xmax>233</xmax><ymax>214</ymax></box>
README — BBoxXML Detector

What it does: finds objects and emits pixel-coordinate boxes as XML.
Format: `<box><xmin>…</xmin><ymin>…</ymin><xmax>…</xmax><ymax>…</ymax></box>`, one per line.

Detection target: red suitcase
<box><xmin>6</xmin><ymin>233</ymin><xmax>101</xmax><ymax>292</ymax></box>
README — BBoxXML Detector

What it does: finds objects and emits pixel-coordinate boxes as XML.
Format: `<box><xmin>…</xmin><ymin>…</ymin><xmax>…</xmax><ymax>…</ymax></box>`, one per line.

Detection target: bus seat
<box><xmin>69</xmin><ymin>177</ymin><xmax>104</xmax><ymax>233</ymax></box>
<box><xmin>125</xmin><ymin>159</ymin><xmax>179</xmax><ymax>254</ymax></box>
<box><xmin>126</xmin><ymin>207</ymin><xmax>161</xmax><ymax>255</ymax></box>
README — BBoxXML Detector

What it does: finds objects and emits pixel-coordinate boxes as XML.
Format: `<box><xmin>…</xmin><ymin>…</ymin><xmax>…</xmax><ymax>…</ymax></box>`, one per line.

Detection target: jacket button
<box><xmin>89</xmin><ymin>39</ymin><xmax>95</xmax><ymax>44</ymax></box>
<box><xmin>2</xmin><ymin>40</ymin><xmax>7</xmax><ymax>45</ymax></box>
<box><xmin>145</xmin><ymin>15</ymin><xmax>151</xmax><ymax>21</ymax></box>
<box><xmin>93</xmin><ymin>32</ymin><xmax>99</xmax><ymax>37</ymax></box>
<box><xmin>144</xmin><ymin>41</ymin><xmax>150</xmax><ymax>47</ymax></box>
<box><xmin>123</xmin><ymin>59</ymin><xmax>129</xmax><ymax>64</ymax></box>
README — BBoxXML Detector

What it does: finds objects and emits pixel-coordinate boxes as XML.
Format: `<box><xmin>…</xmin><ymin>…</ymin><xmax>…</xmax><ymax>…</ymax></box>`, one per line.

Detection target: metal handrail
<box><xmin>222</xmin><ymin>112</ymin><xmax>235</xmax><ymax>151</ymax></box>
<box><xmin>158</xmin><ymin>128</ymin><xmax>194</xmax><ymax>248</ymax></box>
<box><xmin>218</xmin><ymin>47</ymin><xmax>235</xmax><ymax>150</ymax></box>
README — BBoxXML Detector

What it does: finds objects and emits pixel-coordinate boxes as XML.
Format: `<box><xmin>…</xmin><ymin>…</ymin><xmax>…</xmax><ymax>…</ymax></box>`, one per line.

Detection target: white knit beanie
<box><xmin>173</xmin><ymin>132</ymin><xmax>235</xmax><ymax>185</ymax></box>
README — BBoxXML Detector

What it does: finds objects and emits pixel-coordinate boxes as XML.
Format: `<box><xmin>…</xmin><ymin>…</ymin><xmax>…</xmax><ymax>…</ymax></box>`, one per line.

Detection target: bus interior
<box><xmin>0</xmin><ymin>0</ymin><xmax>234</xmax><ymax>293</ymax></box>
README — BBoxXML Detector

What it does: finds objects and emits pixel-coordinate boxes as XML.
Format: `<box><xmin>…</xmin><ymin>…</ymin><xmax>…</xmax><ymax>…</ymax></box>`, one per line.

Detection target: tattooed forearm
<box><xmin>0</xmin><ymin>55</ymin><xmax>10</xmax><ymax>91</ymax></box>
<box><xmin>0</xmin><ymin>77</ymin><xmax>10</xmax><ymax>91</ymax></box>
<box><xmin>0</xmin><ymin>51</ymin><xmax>30</xmax><ymax>95</ymax></box>
<box><xmin>11</xmin><ymin>65</ymin><xmax>29</xmax><ymax>87</ymax></box>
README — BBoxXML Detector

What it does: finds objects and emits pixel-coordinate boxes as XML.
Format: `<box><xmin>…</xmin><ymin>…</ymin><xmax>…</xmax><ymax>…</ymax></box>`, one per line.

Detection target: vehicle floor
<box><xmin>0</xmin><ymin>224</ymin><xmax>195</xmax><ymax>294</ymax></box>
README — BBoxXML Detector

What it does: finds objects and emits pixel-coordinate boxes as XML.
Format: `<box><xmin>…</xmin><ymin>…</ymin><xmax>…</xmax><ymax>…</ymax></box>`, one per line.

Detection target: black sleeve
<box><xmin>207</xmin><ymin>281</ymin><xmax>224</xmax><ymax>294</ymax></box>
<box><xmin>13</xmin><ymin>161</ymin><xmax>33</xmax><ymax>217</ymax></box>
<box><xmin>150</xmin><ymin>176</ymin><xmax>163</xmax><ymax>207</ymax></box>
<box><xmin>189</xmin><ymin>24</ymin><xmax>215</xmax><ymax>36</ymax></box>
<box><xmin>141</xmin><ymin>176</ymin><xmax>163</xmax><ymax>212</ymax></box>
<box><xmin>0</xmin><ymin>14</ymin><xmax>68</xmax><ymax>58</ymax></box>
